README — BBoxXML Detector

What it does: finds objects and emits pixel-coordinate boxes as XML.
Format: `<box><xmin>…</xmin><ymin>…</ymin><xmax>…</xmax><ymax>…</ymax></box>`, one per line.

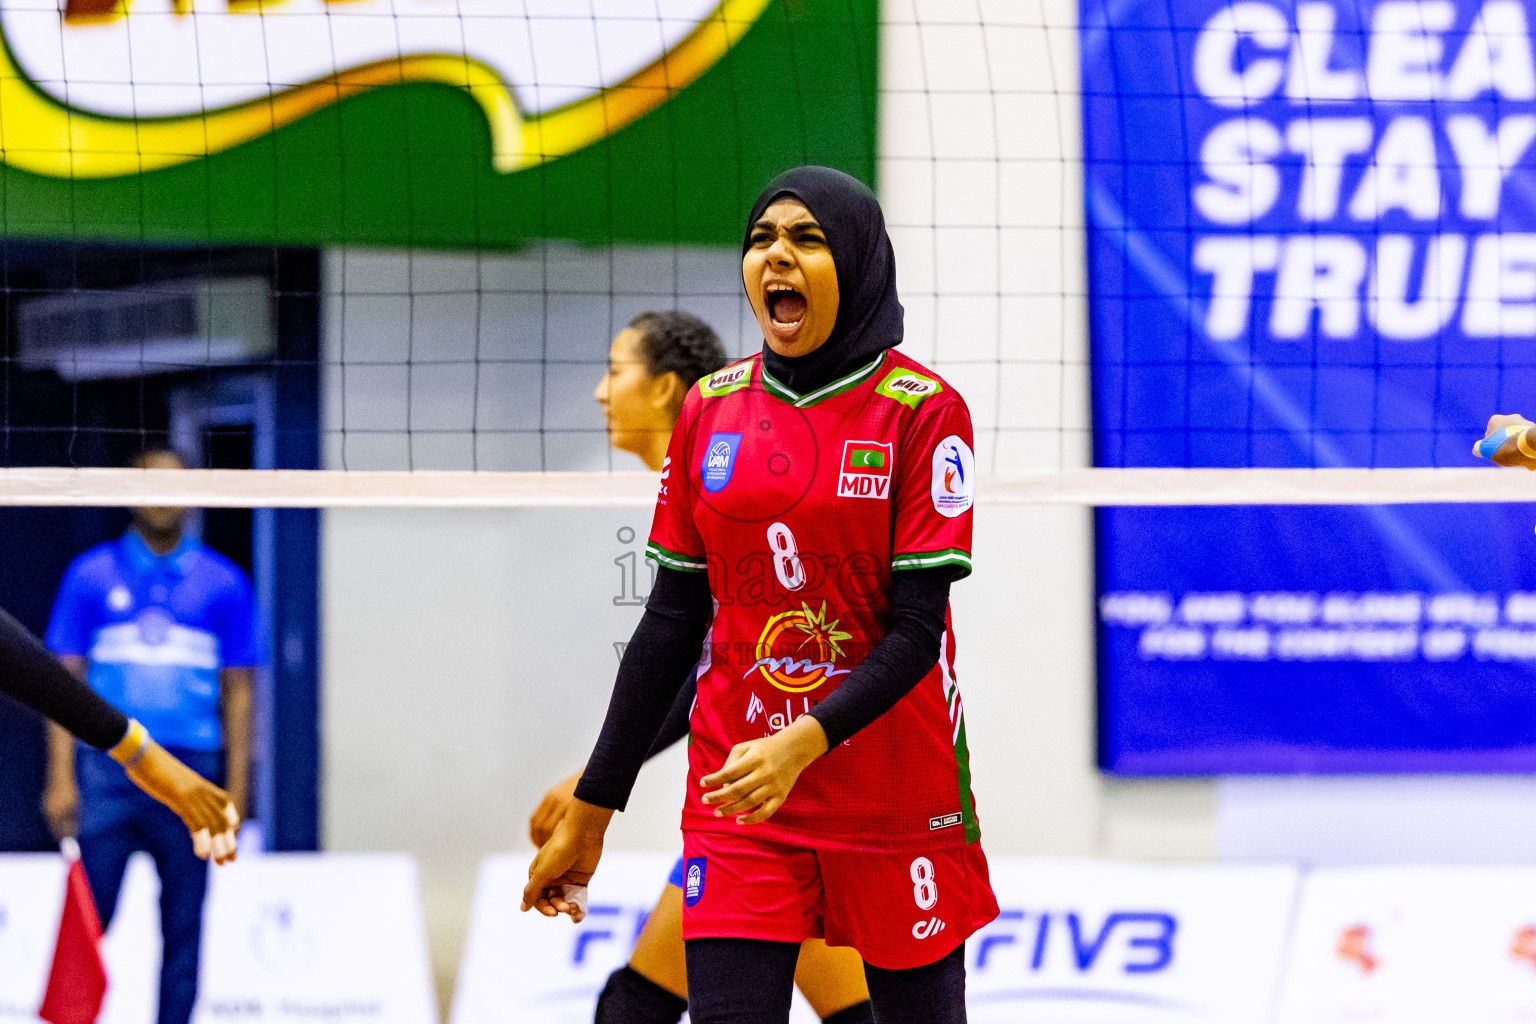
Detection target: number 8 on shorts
<box><xmin>911</xmin><ymin>857</ymin><xmax>937</xmax><ymax>910</ymax></box>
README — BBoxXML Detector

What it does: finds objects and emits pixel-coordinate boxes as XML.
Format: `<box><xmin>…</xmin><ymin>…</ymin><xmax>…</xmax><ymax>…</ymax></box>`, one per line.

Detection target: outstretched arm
<box><xmin>0</xmin><ymin>606</ymin><xmax>240</xmax><ymax>862</ymax></box>
<box><xmin>523</xmin><ymin>567</ymin><xmax>712</xmax><ymax>919</ymax></box>
<box><xmin>527</xmin><ymin>674</ymin><xmax>697</xmax><ymax>848</ymax></box>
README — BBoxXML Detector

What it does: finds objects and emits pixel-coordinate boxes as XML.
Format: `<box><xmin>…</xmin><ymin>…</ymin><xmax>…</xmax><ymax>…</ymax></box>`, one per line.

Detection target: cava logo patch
<box><xmin>683</xmin><ymin>857</ymin><xmax>707</xmax><ymax>906</ymax></box>
<box><xmin>929</xmin><ymin>812</ymin><xmax>963</xmax><ymax>831</ymax></box>
<box><xmin>0</xmin><ymin>0</ymin><xmax>770</xmax><ymax>178</ymax></box>
<box><xmin>701</xmin><ymin>362</ymin><xmax>752</xmax><ymax>398</ymax></box>
<box><xmin>701</xmin><ymin>433</ymin><xmax>742</xmax><ymax>493</ymax></box>
<box><xmin>876</xmin><ymin>368</ymin><xmax>943</xmax><ymax>408</ymax></box>
<box><xmin>931</xmin><ymin>436</ymin><xmax>974</xmax><ymax>518</ymax></box>
<box><xmin>837</xmin><ymin>440</ymin><xmax>894</xmax><ymax>499</ymax></box>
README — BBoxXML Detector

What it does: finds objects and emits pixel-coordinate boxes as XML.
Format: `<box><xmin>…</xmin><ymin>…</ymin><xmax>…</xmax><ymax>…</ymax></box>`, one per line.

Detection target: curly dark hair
<box><xmin>629</xmin><ymin>311</ymin><xmax>729</xmax><ymax>390</ymax></box>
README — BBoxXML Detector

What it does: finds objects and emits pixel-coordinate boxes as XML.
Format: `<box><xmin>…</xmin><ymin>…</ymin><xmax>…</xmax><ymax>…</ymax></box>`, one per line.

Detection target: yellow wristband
<box><xmin>108</xmin><ymin>719</ymin><xmax>150</xmax><ymax>766</ymax></box>
<box><xmin>1517</xmin><ymin>426</ymin><xmax>1536</xmax><ymax>461</ymax></box>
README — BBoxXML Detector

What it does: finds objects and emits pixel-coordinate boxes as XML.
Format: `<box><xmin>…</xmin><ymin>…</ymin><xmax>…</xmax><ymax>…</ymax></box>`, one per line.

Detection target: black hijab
<box><xmin>743</xmin><ymin>166</ymin><xmax>903</xmax><ymax>396</ymax></box>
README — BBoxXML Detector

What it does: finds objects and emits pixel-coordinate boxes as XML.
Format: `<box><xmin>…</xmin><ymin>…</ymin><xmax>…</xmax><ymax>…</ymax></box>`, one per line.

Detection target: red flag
<box><xmin>39</xmin><ymin>842</ymin><xmax>107</xmax><ymax>1024</ymax></box>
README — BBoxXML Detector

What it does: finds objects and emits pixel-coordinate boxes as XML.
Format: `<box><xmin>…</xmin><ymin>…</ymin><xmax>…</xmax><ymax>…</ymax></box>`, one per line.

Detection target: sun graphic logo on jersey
<box><xmin>749</xmin><ymin>601</ymin><xmax>854</xmax><ymax>693</ymax></box>
<box><xmin>837</xmin><ymin>440</ymin><xmax>894</xmax><ymax>499</ymax></box>
<box><xmin>931</xmin><ymin>435</ymin><xmax>975</xmax><ymax>518</ymax></box>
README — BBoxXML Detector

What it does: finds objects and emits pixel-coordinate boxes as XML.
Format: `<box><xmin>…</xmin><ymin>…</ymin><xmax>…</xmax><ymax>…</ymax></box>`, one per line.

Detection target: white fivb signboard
<box><xmin>0</xmin><ymin>856</ymin><xmax>68</xmax><ymax>1021</ymax></box>
<box><xmin>967</xmin><ymin>859</ymin><xmax>1302</xmax><ymax>1024</ymax></box>
<box><xmin>1278</xmin><ymin>866</ymin><xmax>1536</xmax><ymax>1024</ymax></box>
<box><xmin>0</xmin><ymin>853</ymin><xmax>435</xmax><ymax>1024</ymax></box>
<box><xmin>451</xmin><ymin>852</ymin><xmax>824</xmax><ymax>1024</ymax></box>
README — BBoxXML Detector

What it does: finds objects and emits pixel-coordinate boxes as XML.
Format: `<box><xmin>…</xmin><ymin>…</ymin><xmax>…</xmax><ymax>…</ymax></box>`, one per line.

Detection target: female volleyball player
<box><xmin>0</xmin><ymin>604</ymin><xmax>239</xmax><ymax>862</ymax></box>
<box><xmin>529</xmin><ymin>308</ymin><xmax>876</xmax><ymax>1024</ymax></box>
<box><xmin>525</xmin><ymin>166</ymin><xmax>997</xmax><ymax>1024</ymax></box>
<box><xmin>1477</xmin><ymin>414</ymin><xmax>1536</xmax><ymax>468</ymax></box>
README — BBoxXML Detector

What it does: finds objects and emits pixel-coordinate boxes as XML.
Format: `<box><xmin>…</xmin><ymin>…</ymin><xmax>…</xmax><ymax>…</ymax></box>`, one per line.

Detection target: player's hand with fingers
<box><xmin>127</xmin><ymin>740</ymin><xmax>242</xmax><ymax>864</ymax></box>
<box><xmin>1480</xmin><ymin>414</ymin><xmax>1536</xmax><ymax>469</ymax></box>
<box><xmin>528</xmin><ymin>769</ymin><xmax>583</xmax><ymax>848</ymax></box>
<box><xmin>701</xmin><ymin>715</ymin><xmax>829</xmax><ymax>825</ymax></box>
<box><xmin>523</xmin><ymin>798</ymin><xmax>613</xmax><ymax>923</ymax></box>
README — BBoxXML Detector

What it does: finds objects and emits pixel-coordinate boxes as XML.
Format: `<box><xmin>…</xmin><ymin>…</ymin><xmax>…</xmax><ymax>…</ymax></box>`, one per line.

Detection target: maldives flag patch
<box><xmin>838</xmin><ymin>441</ymin><xmax>894</xmax><ymax>499</ymax></box>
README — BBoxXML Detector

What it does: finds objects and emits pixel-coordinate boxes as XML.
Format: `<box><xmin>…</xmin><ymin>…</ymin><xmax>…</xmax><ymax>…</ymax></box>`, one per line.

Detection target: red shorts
<box><xmin>678</xmin><ymin>830</ymin><xmax>999</xmax><ymax>970</ymax></box>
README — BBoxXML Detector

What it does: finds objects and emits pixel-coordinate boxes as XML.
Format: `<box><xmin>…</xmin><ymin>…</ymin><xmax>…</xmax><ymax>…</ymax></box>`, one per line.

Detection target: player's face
<box><xmin>743</xmin><ymin>199</ymin><xmax>840</xmax><ymax>358</ymax></box>
<box><xmin>595</xmin><ymin>328</ymin><xmax>675</xmax><ymax>457</ymax></box>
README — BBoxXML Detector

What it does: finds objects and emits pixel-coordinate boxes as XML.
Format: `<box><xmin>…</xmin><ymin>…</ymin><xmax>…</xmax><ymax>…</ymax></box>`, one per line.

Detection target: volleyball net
<box><xmin>0</xmin><ymin>0</ymin><xmax>1526</xmax><ymax>510</ymax></box>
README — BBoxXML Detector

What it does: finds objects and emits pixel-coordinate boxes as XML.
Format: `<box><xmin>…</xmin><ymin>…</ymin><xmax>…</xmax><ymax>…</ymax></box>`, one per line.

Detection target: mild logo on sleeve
<box><xmin>701</xmin><ymin>433</ymin><xmax>742</xmax><ymax>493</ymax></box>
<box><xmin>683</xmin><ymin>857</ymin><xmax>707</xmax><ymax>906</ymax></box>
<box><xmin>838</xmin><ymin>440</ymin><xmax>894</xmax><ymax>499</ymax></box>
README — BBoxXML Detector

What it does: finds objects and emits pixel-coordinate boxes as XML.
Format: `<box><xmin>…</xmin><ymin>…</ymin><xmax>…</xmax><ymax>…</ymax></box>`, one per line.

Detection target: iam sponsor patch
<box><xmin>701</xmin><ymin>433</ymin><xmax>742</xmax><ymax>493</ymax></box>
<box><xmin>837</xmin><ymin>440</ymin><xmax>894</xmax><ymax>499</ymax></box>
<box><xmin>931</xmin><ymin>436</ymin><xmax>974</xmax><ymax>518</ymax></box>
<box><xmin>683</xmin><ymin>857</ymin><xmax>707</xmax><ymax>907</ymax></box>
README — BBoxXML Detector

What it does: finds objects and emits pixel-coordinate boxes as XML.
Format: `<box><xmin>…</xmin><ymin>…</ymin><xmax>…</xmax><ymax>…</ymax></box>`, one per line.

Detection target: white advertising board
<box><xmin>454</xmin><ymin>853</ymin><xmax>1300</xmax><ymax>1024</ymax></box>
<box><xmin>0</xmin><ymin>852</ymin><xmax>435</xmax><ymax>1024</ymax></box>
<box><xmin>451</xmin><ymin>852</ymin><xmax>823</xmax><ymax>1024</ymax></box>
<box><xmin>967</xmin><ymin>858</ymin><xmax>1302</xmax><ymax>1024</ymax></box>
<box><xmin>1278</xmin><ymin>866</ymin><xmax>1536</xmax><ymax>1024</ymax></box>
<box><xmin>0</xmin><ymin>856</ymin><xmax>69</xmax><ymax>1023</ymax></box>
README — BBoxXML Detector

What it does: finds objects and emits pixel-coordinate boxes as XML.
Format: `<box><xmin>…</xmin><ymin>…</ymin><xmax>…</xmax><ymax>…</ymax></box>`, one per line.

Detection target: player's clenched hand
<box><xmin>528</xmin><ymin>770</ymin><xmax>583</xmax><ymax>848</ymax></box>
<box><xmin>1484</xmin><ymin>414</ymin><xmax>1536</xmax><ymax>469</ymax></box>
<box><xmin>523</xmin><ymin>798</ymin><xmax>613</xmax><ymax>923</ymax></box>
<box><xmin>701</xmin><ymin>715</ymin><xmax>829</xmax><ymax>826</ymax></box>
<box><xmin>128</xmin><ymin>741</ymin><xmax>241</xmax><ymax>864</ymax></box>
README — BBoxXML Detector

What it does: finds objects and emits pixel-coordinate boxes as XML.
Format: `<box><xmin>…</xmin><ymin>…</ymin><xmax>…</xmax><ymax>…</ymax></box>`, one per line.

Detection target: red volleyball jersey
<box><xmin>647</xmin><ymin>348</ymin><xmax>981</xmax><ymax>853</ymax></box>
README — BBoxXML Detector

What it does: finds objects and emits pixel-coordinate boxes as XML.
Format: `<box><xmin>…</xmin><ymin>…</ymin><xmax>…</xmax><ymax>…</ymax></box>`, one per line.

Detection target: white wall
<box><xmin>319</xmin><ymin>0</ymin><xmax>1217</xmax><ymax>1006</ymax></box>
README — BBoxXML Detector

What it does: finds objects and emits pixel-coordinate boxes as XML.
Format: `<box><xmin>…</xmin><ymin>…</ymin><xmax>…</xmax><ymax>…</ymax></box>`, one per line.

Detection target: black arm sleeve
<box><xmin>644</xmin><ymin>675</ymin><xmax>697</xmax><ymax>761</ymax></box>
<box><xmin>807</xmin><ymin>568</ymin><xmax>952</xmax><ymax>749</ymax></box>
<box><xmin>574</xmin><ymin>567</ymin><xmax>713</xmax><ymax>811</ymax></box>
<box><xmin>0</xmin><ymin>604</ymin><xmax>128</xmax><ymax>750</ymax></box>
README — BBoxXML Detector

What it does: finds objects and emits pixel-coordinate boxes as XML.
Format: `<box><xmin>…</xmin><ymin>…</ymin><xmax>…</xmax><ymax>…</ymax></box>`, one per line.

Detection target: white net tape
<box><xmin>0</xmin><ymin>467</ymin><xmax>1527</xmax><ymax>508</ymax></box>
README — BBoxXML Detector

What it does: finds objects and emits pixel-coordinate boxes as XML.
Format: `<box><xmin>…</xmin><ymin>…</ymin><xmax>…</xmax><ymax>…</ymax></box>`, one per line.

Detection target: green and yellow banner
<box><xmin>0</xmin><ymin>0</ymin><xmax>876</xmax><ymax>248</ymax></box>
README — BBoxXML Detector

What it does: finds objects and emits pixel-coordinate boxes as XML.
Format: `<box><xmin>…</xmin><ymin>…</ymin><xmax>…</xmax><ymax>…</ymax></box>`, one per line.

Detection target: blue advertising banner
<box><xmin>1085</xmin><ymin>0</ymin><xmax>1536</xmax><ymax>771</ymax></box>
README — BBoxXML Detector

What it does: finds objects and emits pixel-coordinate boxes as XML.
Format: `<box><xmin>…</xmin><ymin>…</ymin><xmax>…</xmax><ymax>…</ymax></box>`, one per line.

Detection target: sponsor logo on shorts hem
<box><xmin>912</xmin><ymin>917</ymin><xmax>947</xmax><ymax>940</ymax></box>
<box><xmin>929</xmin><ymin>812</ymin><xmax>963</xmax><ymax>831</ymax></box>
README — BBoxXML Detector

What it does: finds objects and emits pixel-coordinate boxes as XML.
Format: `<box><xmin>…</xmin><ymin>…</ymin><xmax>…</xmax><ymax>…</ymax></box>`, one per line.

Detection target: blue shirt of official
<box><xmin>46</xmin><ymin>529</ymin><xmax>260</xmax><ymax>752</ymax></box>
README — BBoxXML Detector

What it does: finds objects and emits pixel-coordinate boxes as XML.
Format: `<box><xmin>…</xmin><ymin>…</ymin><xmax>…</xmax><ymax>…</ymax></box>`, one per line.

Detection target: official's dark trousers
<box><xmin>77</xmin><ymin>745</ymin><xmax>222</xmax><ymax>1024</ymax></box>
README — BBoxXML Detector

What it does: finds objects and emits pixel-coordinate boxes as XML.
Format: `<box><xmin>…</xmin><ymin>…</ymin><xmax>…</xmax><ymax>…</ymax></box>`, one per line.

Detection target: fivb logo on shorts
<box><xmin>837</xmin><ymin>441</ymin><xmax>894</xmax><ymax>499</ymax></box>
<box><xmin>684</xmin><ymin>857</ymin><xmax>707</xmax><ymax>907</ymax></box>
<box><xmin>931</xmin><ymin>436</ymin><xmax>975</xmax><ymax>518</ymax></box>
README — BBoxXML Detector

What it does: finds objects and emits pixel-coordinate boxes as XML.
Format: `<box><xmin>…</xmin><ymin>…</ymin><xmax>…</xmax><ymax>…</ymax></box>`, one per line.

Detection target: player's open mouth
<box><xmin>767</xmin><ymin>284</ymin><xmax>807</xmax><ymax>330</ymax></box>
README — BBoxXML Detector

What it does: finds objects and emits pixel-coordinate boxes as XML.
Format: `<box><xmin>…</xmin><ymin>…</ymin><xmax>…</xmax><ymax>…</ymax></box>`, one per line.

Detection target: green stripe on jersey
<box><xmin>645</xmin><ymin>541</ymin><xmax>708</xmax><ymax>572</ymax></box>
<box><xmin>892</xmin><ymin>549</ymin><xmax>973</xmax><ymax>579</ymax></box>
<box><xmin>954</xmin><ymin>716</ymin><xmax>981</xmax><ymax>844</ymax></box>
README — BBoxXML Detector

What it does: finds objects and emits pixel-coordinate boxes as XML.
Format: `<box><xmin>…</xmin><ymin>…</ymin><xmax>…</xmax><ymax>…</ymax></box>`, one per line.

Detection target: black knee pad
<box><xmin>821</xmin><ymin>1000</ymin><xmax>875</xmax><ymax>1024</ymax></box>
<box><xmin>594</xmin><ymin>965</ymin><xmax>688</xmax><ymax>1024</ymax></box>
